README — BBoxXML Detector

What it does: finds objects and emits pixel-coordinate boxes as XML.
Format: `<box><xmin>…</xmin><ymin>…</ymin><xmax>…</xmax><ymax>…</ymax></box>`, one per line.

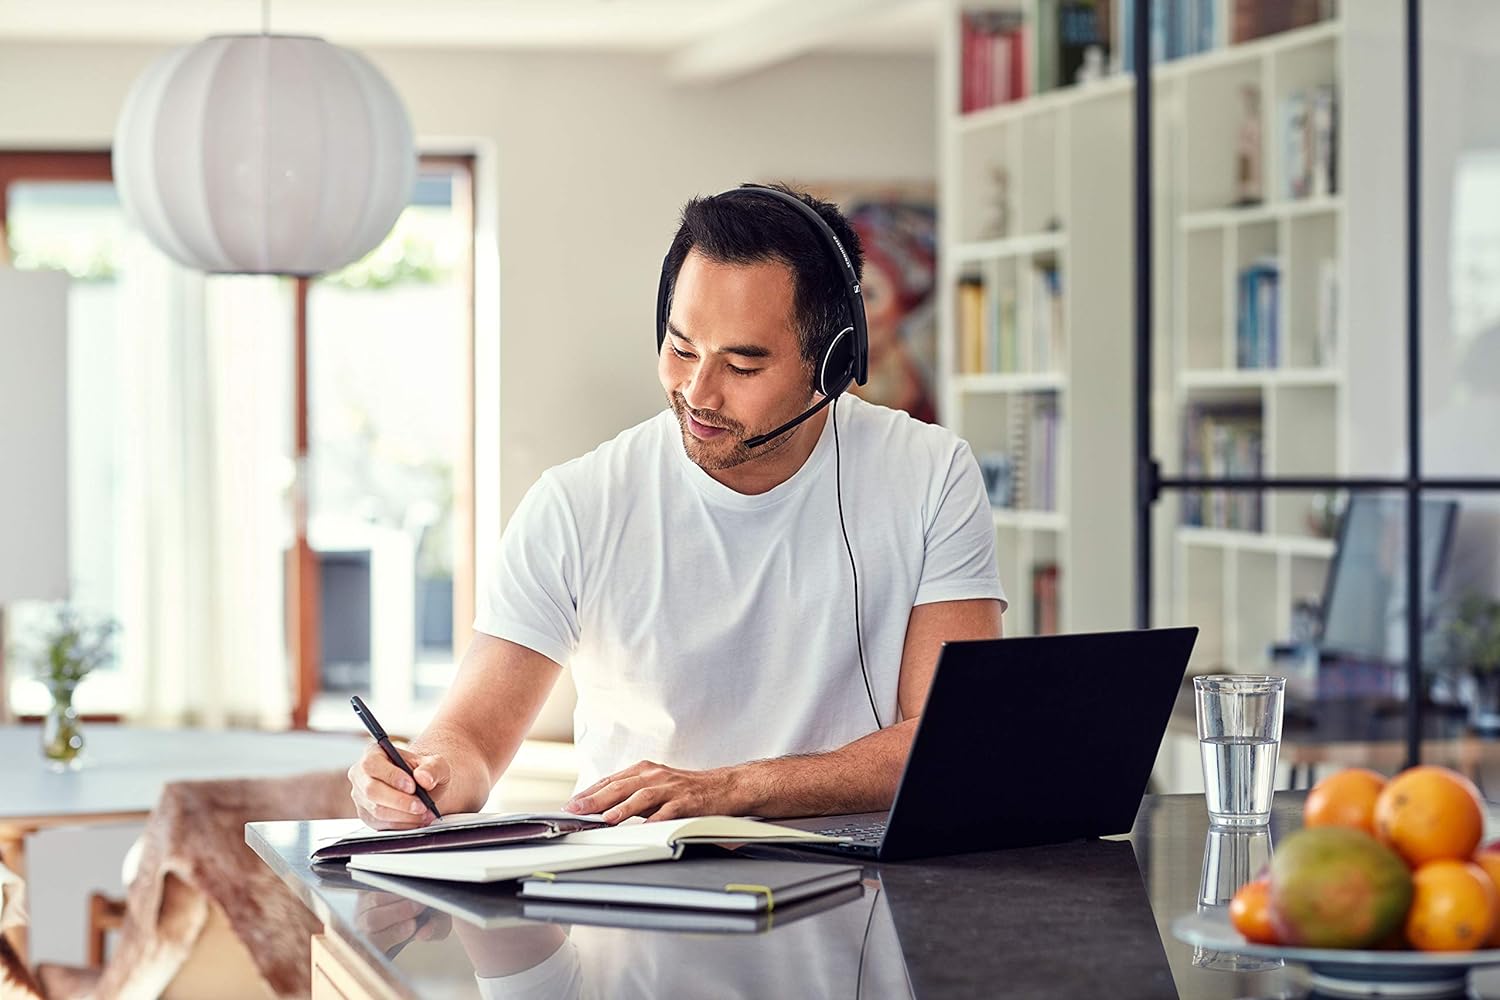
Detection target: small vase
<box><xmin>42</xmin><ymin>683</ymin><xmax>85</xmax><ymax>771</ymax></box>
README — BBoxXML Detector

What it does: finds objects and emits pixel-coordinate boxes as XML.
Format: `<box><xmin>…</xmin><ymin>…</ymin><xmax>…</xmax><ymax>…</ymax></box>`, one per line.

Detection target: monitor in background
<box><xmin>1318</xmin><ymin>495</ymin><xmax>1459</xmax><ymax>665</ymax></box>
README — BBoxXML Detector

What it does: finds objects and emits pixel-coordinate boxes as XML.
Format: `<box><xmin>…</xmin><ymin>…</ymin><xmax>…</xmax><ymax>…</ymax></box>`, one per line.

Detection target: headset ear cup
<box><xmin>818</xmin><ymin>326</ymin><xmax>857</xmax><ymax>397</ymax></box>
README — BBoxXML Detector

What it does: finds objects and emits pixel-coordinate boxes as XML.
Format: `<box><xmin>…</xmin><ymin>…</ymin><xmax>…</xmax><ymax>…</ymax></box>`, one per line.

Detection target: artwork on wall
<box><xmin>804</xmin><ymin>182</ymin><xmax>939</xmax><ymax>423</ymax></box>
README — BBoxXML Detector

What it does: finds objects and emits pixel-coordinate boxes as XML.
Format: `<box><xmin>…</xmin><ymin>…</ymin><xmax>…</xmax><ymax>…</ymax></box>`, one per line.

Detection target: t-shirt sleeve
<box><xmin>473</xmin><ymin>471</ymin><xmax>582</xmax><ymax>667</ymax></box>
<box><xmin>914</xmin><ymin>440</ymin><xmax>1008</xmax><ymax>610</ymax></box>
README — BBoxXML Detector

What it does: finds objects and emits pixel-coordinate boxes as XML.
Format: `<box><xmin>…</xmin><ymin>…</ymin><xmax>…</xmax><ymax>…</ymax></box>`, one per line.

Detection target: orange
<box><xmin>1229</xmin><ymin>877</ymin><xmax>1279</xmax><ymax>944</ymax></box>
<box><xmin>1471</xmin><ymin>844</ymin><xmax>1500</xmax><ymax>947</ymax></box>
<box><xmin>1374</xmin><ymin>766</ymin><xmax>1485</xmax><ymax>868</ymax></box>
<box><xmin>1305</xmin><ymin>768</ymin><xmax>1387</xmax><ymax>836</ymax></box>
<box><xmin>1406</xmin><ymin>860</ymin><xmax>1499</xmax><ymax>952</ymax></box>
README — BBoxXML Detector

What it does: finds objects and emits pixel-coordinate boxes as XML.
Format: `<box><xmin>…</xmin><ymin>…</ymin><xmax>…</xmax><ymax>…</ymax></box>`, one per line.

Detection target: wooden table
<box><xmin>0</xmin><ymin>725</ymin><xmax>366</xmax><ymax>961</ymax></box>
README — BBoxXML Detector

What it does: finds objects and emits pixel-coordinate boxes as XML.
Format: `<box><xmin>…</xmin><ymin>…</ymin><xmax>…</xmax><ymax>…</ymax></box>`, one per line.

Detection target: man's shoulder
<box><xmin>843</xmin><ymin>394</ymin><xmax>971</xmax><ymax>464</ymax></box>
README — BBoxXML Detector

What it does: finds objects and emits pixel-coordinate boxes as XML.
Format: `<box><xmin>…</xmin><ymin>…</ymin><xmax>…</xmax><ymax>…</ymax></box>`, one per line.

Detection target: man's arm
<box><xmin>348</xmin><ymin>633</ymin><xmax>561</xmax><ymax>828</ymax></box>
<box><xmin>564</xmin><ymin>597</ymin><xmax>1004</xmax><ymax>822</ymax></box>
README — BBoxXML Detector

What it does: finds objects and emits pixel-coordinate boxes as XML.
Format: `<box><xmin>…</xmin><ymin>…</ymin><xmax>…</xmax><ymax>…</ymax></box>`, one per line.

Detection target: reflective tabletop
<box><xmin>248</xmin><ymin>793</ymin><xmax>1500</xmax><ymax>999</ymax></box>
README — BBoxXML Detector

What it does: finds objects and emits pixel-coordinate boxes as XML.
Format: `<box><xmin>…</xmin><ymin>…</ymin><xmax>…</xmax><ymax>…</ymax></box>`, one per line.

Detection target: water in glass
<box><xmin>1199</xmin><ymin>735</ymin><xmax>1278</xmax><ymax>826</ymax></box>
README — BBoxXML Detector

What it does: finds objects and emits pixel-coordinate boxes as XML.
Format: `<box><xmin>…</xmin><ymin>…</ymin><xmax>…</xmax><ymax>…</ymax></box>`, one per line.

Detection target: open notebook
<box><xmin>345</xmin><ymin>816</ymin><xmax>845</xmax><ymax>884</ymax></box>
<box><xmin>310</xmin><ymin>811</ymin><xmax>610</xmax><ymax>863</ymax></box>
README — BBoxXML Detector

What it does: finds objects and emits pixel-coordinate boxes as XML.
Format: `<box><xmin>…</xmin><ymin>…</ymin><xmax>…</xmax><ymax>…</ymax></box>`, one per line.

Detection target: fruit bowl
<box><xmin>1172</xmin><ymin>908</ymin><xmax>1500</xmax><ymax>998</ymax></box>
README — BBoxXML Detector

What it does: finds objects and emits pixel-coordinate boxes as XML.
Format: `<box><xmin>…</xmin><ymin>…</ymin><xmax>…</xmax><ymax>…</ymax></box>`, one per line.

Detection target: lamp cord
<box><xmin>261</xmin><ymin>0</ymin><xmax>270</xmax><ymax>34</ymax></box>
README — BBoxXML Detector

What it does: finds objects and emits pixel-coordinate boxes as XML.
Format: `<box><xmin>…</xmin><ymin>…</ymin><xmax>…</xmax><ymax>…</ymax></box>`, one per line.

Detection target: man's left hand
<box><xmin>563</xmin><ymin>760</ymin><xmax>755</xmax><ymax>823</ymax></box>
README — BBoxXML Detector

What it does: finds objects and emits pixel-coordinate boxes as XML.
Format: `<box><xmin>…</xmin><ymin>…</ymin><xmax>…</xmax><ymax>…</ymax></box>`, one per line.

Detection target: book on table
<box><xmin>518</xmin><ymin>857</ymin><xmax>862</xmax><ymax>912</ymax></box>
<box><xmin>350</xmin><ymin>861</ymin><xmax>866</xmax><ymax>934</ymax></box>
<box><xmin>343</xmin><ymin>816</ymin><xmax>847</xmax><ymax>884</ymax></box>
<box><xmin>310</xmin><ymin>811</ymin><xmax>611</xmax><ymax>863</ymax></box>
<box><xmin>520</xmin><ymin>882</ymin><xmax>866</xmax><ymax>934</ymax></box>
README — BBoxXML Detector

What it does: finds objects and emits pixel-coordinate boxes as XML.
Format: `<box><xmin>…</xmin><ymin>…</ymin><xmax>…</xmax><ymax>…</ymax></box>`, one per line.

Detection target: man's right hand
<box><xmin>348</xmin><ymin>743</ymin><xmax>452</xmax><ymax>830</ymax></box>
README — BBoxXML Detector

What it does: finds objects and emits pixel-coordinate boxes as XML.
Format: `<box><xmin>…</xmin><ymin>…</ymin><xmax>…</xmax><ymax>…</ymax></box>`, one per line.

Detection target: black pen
<box><xmin>351</xmin><ymin>695</ymin><xmax>443</xmax><ymax>819</ymax></box>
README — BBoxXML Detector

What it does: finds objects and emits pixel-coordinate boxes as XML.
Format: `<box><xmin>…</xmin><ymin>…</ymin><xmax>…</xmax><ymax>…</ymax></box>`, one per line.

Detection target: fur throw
<box><xmin>86</xmin><ymin>770</ymin><xmax>355</xmax><ymax>1000</ymax></box>
<box><xmin>0</xmin><ymin>940</ymin><xmax>42</xmax><ymax>1000</ymax></box>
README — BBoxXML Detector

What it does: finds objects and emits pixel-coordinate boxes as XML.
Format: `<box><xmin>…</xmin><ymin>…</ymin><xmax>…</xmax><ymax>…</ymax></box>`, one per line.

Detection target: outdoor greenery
<box><xmin>1446</xmin><ymin>593</ymin><xmax>1500</xmax><ymax>677</ymax></box>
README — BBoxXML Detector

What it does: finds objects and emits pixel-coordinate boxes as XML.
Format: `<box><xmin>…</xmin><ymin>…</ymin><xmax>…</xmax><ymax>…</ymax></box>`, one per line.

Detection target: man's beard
<box><xmin>668</xmin><ymin>391</ymin><xmax>807</xmax><ymax>471</ymax></box>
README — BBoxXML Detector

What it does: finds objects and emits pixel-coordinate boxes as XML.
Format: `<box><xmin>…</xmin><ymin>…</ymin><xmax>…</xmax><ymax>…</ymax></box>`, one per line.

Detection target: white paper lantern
<box><xmin>113</xmin><ymin>35</ymin><xmax>415</xmax><ymax>276</ymax></box>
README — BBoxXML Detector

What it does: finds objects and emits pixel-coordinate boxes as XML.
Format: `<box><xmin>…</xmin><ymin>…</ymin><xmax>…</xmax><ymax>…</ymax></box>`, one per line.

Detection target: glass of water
<box><xmin>1195</xmin><ymin>675</ymin><xmax>1285</xmax><ymax>827</ymax></box>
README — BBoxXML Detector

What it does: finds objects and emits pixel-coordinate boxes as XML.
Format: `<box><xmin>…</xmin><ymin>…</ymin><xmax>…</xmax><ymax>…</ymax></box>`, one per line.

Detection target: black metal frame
<box><xmin>1132</xmin><ymin>0</ymin><xmax>1500</xmax><ymax>767</ymax></box>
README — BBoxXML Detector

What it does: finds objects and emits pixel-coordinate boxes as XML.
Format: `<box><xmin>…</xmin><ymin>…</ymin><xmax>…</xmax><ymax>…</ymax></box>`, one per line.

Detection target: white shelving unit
<box><xmin>938</xmin><ymin>2</ymin><xmax>1135</xmax><ymax>637</ymax></box>
<box><xmin>939</xmin><ymin>1</ymin><xmax>1405</xmax><ymax>662</ymax></box>
<box><xmin>1151</xmin><ymin>4</ymin><xmax>1407</xmax><ymax>676</ymax></box>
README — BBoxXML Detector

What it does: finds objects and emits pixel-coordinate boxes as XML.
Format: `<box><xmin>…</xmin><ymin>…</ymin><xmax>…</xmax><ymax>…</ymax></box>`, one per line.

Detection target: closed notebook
<box><xmin>310</xmin><ymin>811</ymin><xmax>610</xmax><ymax>863</ymax></box>
<box><xmin>520</xmin><ymin>882</ymin><xmax>867</xmax><ymax>934</ymax></box>
<box><xmin>345</xmin><ymin>816</ymin><xmax>845</xmax><ymax>884</ymax></box>
<box><xmin>518</xmin><ymin>858</ymin><xmax>863</xmax><ymax>912</ymax></box>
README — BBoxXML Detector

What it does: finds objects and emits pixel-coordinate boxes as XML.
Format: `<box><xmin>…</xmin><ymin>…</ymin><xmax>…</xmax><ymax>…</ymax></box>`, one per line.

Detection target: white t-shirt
<box><xmin>475</xmin><ymin>395</ymin><xmax>1005</xmax><ymax>790</ymax></box>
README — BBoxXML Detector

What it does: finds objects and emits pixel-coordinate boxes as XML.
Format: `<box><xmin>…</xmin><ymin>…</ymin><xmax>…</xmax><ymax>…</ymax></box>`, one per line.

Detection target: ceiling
<box><xmin>0</xmin><ymin>0</ymin><xmax>941</xmax><ymax>83</ymax></box>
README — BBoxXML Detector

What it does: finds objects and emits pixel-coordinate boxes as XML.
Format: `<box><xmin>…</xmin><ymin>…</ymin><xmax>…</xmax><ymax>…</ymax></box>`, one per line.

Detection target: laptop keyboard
<box><xmin>816</xmin><ymin>819</ymin><xmax>888</xmax><ymax>844</ymax></box>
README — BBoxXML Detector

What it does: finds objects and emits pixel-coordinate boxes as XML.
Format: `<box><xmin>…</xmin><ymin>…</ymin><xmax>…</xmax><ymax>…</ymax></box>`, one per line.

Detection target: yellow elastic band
<box><xmin>723</xmin><ymin>883</ymin><xmax>775</xmax><ymax>913</ymax></box>
<box><xmin>531</xmin><ymin>872</ymin><xmax>557</xmax><ymax>881</ymax></box>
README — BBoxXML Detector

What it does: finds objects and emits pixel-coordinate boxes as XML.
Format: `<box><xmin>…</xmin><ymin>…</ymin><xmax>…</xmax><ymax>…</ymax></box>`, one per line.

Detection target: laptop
<box><xmin>781</xmin><ymin>627</ymin><xmax>1197</xmax><ymax>860</ymax></box>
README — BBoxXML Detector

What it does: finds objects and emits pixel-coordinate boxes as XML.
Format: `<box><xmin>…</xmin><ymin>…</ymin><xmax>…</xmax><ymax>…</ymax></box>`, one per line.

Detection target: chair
<box><xmin>36</xmin><ymin>769</ymin><xmax>355</xmax><ymax>1000</ymax></box>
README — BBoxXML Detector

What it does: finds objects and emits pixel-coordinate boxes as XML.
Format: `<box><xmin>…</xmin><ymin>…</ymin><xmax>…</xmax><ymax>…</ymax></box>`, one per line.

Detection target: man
<box><xmin>349</xmin><ymin>184</ymin><xmax>1006</xmax><ymax>830</ymax></box>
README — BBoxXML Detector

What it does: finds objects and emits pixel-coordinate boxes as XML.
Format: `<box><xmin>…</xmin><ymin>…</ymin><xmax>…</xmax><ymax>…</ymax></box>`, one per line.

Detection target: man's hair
<box><xmin>661</xmin><ymin>183</ymin><xmax>865</xmax><ymax>370</ymax></box>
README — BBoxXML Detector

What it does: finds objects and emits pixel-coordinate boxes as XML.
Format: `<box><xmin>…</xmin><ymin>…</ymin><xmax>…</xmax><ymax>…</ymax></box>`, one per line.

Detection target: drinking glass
<box><xmin>1194</xmin><ymin>675</ymin><xmax>1285</xmax><ymax>827</ymax></box>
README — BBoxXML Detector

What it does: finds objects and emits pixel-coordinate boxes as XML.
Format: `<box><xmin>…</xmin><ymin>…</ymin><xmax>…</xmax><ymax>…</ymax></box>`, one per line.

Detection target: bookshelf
<box><xmin>1152</xmin><ymin>3</ymin><xmax>1406</xmax><ymax>680</ymax></box>
<box><xmin>939</xmin><ymin>1</ymin><xmax>1404</xmax><ymax>667</ymax></box>
<box><xmin>938</xmin><ymin>2</ymin><xmax>1135</xmax><ymax>638</ymax></box>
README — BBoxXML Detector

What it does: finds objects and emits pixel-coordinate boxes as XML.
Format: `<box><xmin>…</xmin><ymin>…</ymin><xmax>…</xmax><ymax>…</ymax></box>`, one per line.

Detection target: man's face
<box><xmin>658</xmin><ymin>251</ymin><xmax>816</xmax><ymax>471</ymax></box>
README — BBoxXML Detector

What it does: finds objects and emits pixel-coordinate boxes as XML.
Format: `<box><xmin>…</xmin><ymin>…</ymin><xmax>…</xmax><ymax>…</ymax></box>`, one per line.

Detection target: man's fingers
<box><xmin>603</xmin><ymin>786</ymin><xmax>665</xmax><ymax>823</ymax></box>
<box><xmin>358</xmin><ymin>896</ymin><xmax>426</xmax><ymax>934</ymax></box>
<box><xmin>412</xmin><ymin>754</ymin><xmax>449</xmax><ymax>791</ymax></box>
<box><xmin>568</xmin><ymin>762</ymin><xmax>664</xmax><ymax>812</ymax></box>
<box><xmin>359</xmin><ymin>750</ymin><xmax>418</xmax><ymax>795</ymax></box>
<box><xmin>571</xmin><ymin>775</ymin><xmax>653</xmax><ymax>816</ymax></box>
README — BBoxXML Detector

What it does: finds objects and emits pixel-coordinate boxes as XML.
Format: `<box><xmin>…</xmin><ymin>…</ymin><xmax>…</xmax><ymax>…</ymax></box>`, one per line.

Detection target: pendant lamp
<box><xmin>112</xmin><ymin>34</ymin><xmax>415</xmax><ymax>276</ymax></box>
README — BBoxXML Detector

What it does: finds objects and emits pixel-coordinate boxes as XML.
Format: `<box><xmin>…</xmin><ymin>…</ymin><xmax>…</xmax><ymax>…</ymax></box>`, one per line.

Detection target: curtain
<box><xmin>115</xmin><ymin>233</ymin><xmax>294</xmax><ymax>728</ymax></box>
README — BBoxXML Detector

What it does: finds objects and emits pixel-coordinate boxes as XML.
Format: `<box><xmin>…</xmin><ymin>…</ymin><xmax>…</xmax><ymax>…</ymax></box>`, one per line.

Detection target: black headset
<box><xmin>655</xmin><ymin>183</ymin><xmax>870</xmax><ymax>448</ymax></box>
<box><xmin>654</xmin><ymin>183</ymin><xmax>884</xmax><ymax>731</ymax></box>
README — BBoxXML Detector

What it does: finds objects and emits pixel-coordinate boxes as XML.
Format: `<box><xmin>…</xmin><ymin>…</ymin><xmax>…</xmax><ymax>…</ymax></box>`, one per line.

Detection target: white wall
<box><xmin>0</xmin><ymin>41</ymin><xmax>937</xmax><ymax>523</ymax></box>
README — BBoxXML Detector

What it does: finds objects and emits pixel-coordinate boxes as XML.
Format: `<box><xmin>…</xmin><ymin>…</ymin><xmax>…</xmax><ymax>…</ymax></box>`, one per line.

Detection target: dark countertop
<box><xmin>249</xmin><ymin>793</ymin><xmax>1500</xmax><ymax>999</ymax></box>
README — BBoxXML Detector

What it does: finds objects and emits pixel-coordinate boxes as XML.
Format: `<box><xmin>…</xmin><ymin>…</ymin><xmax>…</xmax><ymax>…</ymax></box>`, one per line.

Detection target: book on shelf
<box><xmin>1000</xmin><ymin>392</ymin><xmax>1060</xmax><ymax>512</ymax></box>
<box><xmin>1120</xmin><ymin>0</ymin><xmax>1215</xmax><ymax>72</ymax></box>
<box><xmin>1231</xmin><ymin>0</ymin><xmax>1330</xmax><ymax>44</ymax></box>
<box><xmin>310</xmin><ymin>811</ymin><xmax>609</xmax><ymax>863</ymax></box>
<box><xmin>1031</xmin><ymin>562</ymin><xmax>1061</xmax><ymax>635</ymax></box>
<box><xmin>1027</xmin><ymin>393</ymin><xmax>1060</xmax><ymax>511</ymax></box>
<box><xmin>1236</xmin><ymin>257</ymin><xmax>1280</xmax><ymax>369</ymax></box>
<box><xmin>344</xmin><ymin>816</ymin><xmax>843</xmax><ymax>884</ymax></box>
<box><xmin>1181</xmin><ymin>404</ymin><xmax>1263</xmax><ymax>531</ymax></box>
<box><xmin>517</xmin><ymin>858</ymin><xmax>862</xmax><ymax>913</ymax></box>
<box><xmin>1316</xmin><ymin>257</ymin><xmax>1339</xmax><ymax>366</ymax></box>
<box><xmin>957</xmin><ymin>276</ymin><xmax>1020</xmax><ymax>375</ymax></box>
<box><xmin>1283</xmin><ymin>84</ymin><xmax>1337</xmax><ymax>200</ymax></box>
<box><xmin>961</xmin><ymin>8</ymin><xmax>1026</xmax><ymax>113</ymax></box>
<box><xmin>1030</xmin><ymin>259</ymin><xmax>1064</xmax><ymax>371</ymax></box>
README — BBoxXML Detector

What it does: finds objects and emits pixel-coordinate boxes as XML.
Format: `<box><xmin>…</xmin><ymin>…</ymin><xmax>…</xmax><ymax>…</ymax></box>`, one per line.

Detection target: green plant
<box><xmin>14</xmin><ymin>605</ymin><xmax>120</xmax><ymax>689</ymax></box>
<box><xmin>1446</xmin><ymin>594</ymin><xmax>1500</xmax><ymax>677</ymax></box>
